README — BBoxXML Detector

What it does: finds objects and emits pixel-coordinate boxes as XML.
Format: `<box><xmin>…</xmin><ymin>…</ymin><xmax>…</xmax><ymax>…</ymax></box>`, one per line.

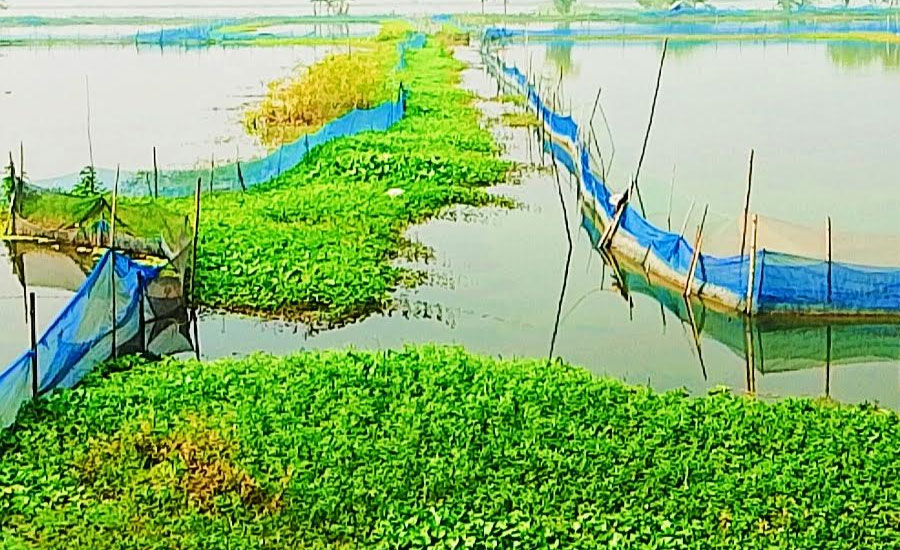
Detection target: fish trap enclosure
<box><xmin>483</xmin><ymin>31</ymin><xmax>900</xmax><ymax>319</ymax></box>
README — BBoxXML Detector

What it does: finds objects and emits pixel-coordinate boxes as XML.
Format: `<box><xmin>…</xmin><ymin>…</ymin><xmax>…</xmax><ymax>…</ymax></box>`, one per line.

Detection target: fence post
<box><xmin>153</xmin><ymin>146</ymin><xmax>159</xmax><ymax>199</ymax></box>
<box><xmin>826</xmin><ymin>216</ymin><xmax>833</xmax><ymax>307</ymax></box>
<box><xmin>29</xmin><ymin>292</ymin><xmax>38</xmax><ymax>399</ymax></box>
<box><xmin>236</xmin><ymin>160</ymin><xmax>246</xmax><ymax>192</ymax></box>
<box><xmin>189</xmin><ymin>177</ymin><xmax>202</xmax><ymax>308</ymax></box>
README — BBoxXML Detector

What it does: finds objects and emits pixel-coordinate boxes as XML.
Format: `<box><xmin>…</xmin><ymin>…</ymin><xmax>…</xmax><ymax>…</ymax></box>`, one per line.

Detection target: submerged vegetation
<box><xmin>189</xmin><ymin>33</ymin><xmax>510</xmax><ymax>325</ymax></box>
<box><xmin>4</xmin><ymin>346</ymin><xmax>900</xmax><ymax>548</ymax></box>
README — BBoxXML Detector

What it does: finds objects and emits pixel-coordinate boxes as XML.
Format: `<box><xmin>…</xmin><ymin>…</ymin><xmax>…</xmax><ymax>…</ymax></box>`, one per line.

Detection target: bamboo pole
<box><xmin>110</xmin><ymin>165</ymin><xmax>119</xmax><ymax>360</ymax></box>
<box><xmin>827</xmin><ymin>216</ymin><xmax>833</xmax><ymax>306</ymax></box>
<box><xmin>237</xmin><ymin>160</ymin><xmax>246</xmax><ymax>192</ymax></box>
<box><xmin>632</xmin><ymin>38</ymin><xmax>669</xmax><ymax>219</ymax></box>
<box><xmin>138</xmin><ymin>272</ymin><xmax>146</xmax><ymax>354</ymax></box>
<box><xmin>745</xmin><ymin>214</ymin><xmax>759</xmax><ymax>315</ymax></box>
<box><xmin>189</xmin><ymin>177</ymin><xmax>202</xmax><ymax>308</ymax></box>
<box><xmin>683</xmin><ymin>204</ymin><xmax>708</xmax><ymax>298</ymax></box>
<box><xmin>7</xmin><ymin>152</ymin><xmax>16</xmax><ymax>236</ymax></box>
<box><xmin>153</xmin><ymin>146</ymin><xmax>159</xmax><ymax>199</ymax></box>
<box><xmin>739</xmin><ymin>149</ymin><xmax>755</xmax><ymax>261</ymax></box>
<box><xmin>599</xmin><ymin>187</ymin><xmax>630</xmax><ymax>250</ymax></box>
<box><xmin>209</xmin><ymin>155</ymin><xmax>215</xmax><ymax>193</ymax></box>
<box><xmin>29</xmin><ymin>291</ymin><xmax>37</xmax><ymax>398</ymax></box>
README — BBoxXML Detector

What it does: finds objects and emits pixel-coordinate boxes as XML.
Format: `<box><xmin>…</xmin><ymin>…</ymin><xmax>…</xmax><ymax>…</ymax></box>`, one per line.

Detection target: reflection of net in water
<box><xmin>581</xmin><ymin>211</ymin><xmax>900</xmax><ymax>376</ymax></box>
<box><xmin>0</xmin><ymin>250</ymin><xmax>193</xmax><ymax>428</ymax></box>
<box><xmin>486</xmin><ymin>41</ymin><xmax>900</xmax><ymax>318</ymax></box>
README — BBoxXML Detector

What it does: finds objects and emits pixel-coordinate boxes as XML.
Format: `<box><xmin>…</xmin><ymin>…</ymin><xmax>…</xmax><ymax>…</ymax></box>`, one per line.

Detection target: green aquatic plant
<box><xmin>5</xmin><ymin>346</ymin><xmax>900</xmax><ymax>548</ymax></box>
<box><xmin>185</xmin><ymin>38</ymin><xmax>511</xmax><ymax>325</ymax></box>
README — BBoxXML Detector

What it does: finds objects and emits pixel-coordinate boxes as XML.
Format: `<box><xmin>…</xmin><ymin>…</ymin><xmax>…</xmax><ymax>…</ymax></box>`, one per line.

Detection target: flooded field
<box><xmin>182</xmin><ymin>41</ymin><xmax>900</xmax><ymax>409</ymax></box>
<box><xmin>4</xmin><ymin>36</ymin><xmax>900</xmax><ymax>408</ymax></box>
<box><xmin>0</xmin><ymin>44</ymin><xmax>336</xmax><ymax>183</ymax></box>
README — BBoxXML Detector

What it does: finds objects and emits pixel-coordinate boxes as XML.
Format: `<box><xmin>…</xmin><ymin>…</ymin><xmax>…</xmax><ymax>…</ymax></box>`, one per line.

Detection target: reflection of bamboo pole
<box><xmin>683</xmin><ymin>295</ymin><xmax>707</xmax><ymax>380</ymax></box>
<box><xmin>683</xmin><ymin>205</ymin><xmax>708</xmax><ymax>298</ymax></box>
<box><xmin>743</xmin><ymin>316</ymin><xmax>756</xmax><ymax>394</ymax></box>
<box><xmin>666</xmin><ymin>165</ymin><xmax>676</xmax><ymax>232</ymax></box>
<box><xmin>745</xmin><ymin>214</ymin><xmax>759</xmax><ymax>316</ymax></box>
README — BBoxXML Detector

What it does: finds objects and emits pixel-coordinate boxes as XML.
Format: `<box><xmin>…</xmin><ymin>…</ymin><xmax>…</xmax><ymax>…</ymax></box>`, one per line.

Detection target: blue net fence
<box><xmin>0</xmin><ymin>250</ymin><xmax>193</xmax><ymax>428</ymax></box>
<box><xmin>481</xmin><ymin>8</ymin><xmax>900</xmax><ymax>42</ymax></box>
<box><xmin>32</xmin><ymin>33</ymin><xmax>424</xmax><ymax>198</ymax></box>
<box><xmin>484</xmin><ymin>35</ymin><xmax>900</xmax><ymax>317</ymax></box>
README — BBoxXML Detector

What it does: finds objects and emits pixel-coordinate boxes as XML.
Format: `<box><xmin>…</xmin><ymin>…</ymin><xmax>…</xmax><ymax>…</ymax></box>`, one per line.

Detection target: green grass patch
<box><xmin>184</xmin><ymin>38</ymin><xmax>511</xmax><ymax>325</ymax></box>
<box><xmin>3</xmin><ymin>345</ymin><xmax>900</xmax><ymax>548</ymax></box>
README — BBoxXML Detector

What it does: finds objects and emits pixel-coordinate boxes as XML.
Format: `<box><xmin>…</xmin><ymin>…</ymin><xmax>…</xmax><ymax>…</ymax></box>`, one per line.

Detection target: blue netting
<box><xmin>483</xmin><ymin>8</ymin><xmax>900</xmax><ymax>42</ymax></box>
<box><xmin>135</xmin><ymin>24</ymin><xmax>214</xmax><ymax>46</ymax></box>
<box><xmin>491</xmin><ymin>46</ymin><xmax>900</xmax><ymax>316</ymax></box>
<box><xmin>0</xmin><ymin>251</ymin><xmax>159</xmax><ymax>427</ymax></box>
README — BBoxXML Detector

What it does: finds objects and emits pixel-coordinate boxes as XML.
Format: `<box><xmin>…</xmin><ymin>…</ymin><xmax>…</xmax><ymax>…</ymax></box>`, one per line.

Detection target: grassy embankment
<box><xmin>3</xmin><ymin>346</ymin><xmax>900</xmax><ymax>548</ymax></box>
<box><xmin>185</xmin><ymin>32</ymin><xmax>511</xmax><ymax>325</ymax></box>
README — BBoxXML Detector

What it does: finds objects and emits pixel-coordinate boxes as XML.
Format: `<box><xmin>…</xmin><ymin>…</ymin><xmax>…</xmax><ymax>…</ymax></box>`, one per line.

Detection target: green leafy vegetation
<box><xmin>186</xmin><ymin>37</ymin><xmax>511</xmax><ymax>325</ymax></box>
<box><xmin>3</xmin><ymin>345</ymin><xmax>900</xmax><ymax>548</ymax></box>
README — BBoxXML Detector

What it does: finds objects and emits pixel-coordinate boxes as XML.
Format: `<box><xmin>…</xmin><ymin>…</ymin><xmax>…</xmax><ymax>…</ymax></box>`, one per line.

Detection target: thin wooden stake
<box><xmin>29</xmin><ymin>292</ymin><xmax>37</xmax><ymax>398</ymax></box>
<box><xmin>110</xmin><ymin>165</ymin><xmax>120</xmax><ymax>360</ymax></box>
<box><xmin>209</xmin><ymin>155</ymin><xmax>215</xmax><ymax>193</ymax></box>
<box><xmin>683</xmin><ymin>204</ymin><xmax>708</xmax><ymax>298</ymax></box>
<box><xmin>739</xmin><ymin>149</ymin><xmax>755</xmax><ymax>261</ymax></box>
<box><xmin>745</xmin><ymin>214</ymin><xmax>759</xmax><ymax>315</ymax></box>
<box><xmin>7</xmin><ymin>152</ymin><xmax>16</xmax><ymax>236</ymax></box>
<box><xmin>153</xmin><ymin>146</ymin><xmax>159</xmax><ymax>198</ymax></box>
<box><xmin>237</xmin><ymin>160</ymin><xmax>246</xmax><ymax>192</ymax></box>
<box><xmin>138</xmin><ymin>272</ymin><xmax>146</xmax><ymax>354</ymax></box>
<box><xmin>189</xmin><ymin>177</ymin><xmax>202</xmax><ymax>308</ymax></box>
<box><xmin>827</xmin><ymin>216</ymin><xmax>833</xmax><ymax>306</ymax></box>
<box><xmin>633</xmin><ymin>38</ymin><xmax>669</xmax><ymax>219</ymax></box>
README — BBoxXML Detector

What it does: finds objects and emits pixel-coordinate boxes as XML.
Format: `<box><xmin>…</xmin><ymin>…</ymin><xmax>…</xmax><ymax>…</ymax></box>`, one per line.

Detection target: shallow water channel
<box><xmin>3</xmin><ymin>39</ymin><xmax>900</xmax><ymax>408</ymax></box>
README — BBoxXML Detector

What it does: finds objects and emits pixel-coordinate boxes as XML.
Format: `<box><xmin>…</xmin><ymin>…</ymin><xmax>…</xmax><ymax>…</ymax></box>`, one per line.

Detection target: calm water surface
<box><xmin>3</xmin><ymin>40</ymin><xmax>900</xmax><ymax>409</ymax></box>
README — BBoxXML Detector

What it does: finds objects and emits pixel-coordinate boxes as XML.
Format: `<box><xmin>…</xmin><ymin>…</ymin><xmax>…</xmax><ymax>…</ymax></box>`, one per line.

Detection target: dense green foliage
<box><xmin>187</xmin><ymin>39</ymin><xmax>510</xmax><ymax>324</ymax></box>
<box><xmin>3</xmin><ymin>346</ymin><xmax>900</xmax><ymax>548</ymax></box>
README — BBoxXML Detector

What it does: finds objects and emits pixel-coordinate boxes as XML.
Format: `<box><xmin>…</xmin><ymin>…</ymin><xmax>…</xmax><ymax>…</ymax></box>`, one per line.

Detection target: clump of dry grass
<box><xmin>245</xmin><ymin>25</ymin><xmax>407</xmax><ymax>147</ymax></box>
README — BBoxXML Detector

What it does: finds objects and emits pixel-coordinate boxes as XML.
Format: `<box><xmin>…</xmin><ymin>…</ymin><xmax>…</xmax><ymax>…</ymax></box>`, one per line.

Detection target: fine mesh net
<box><xmin>0</xmin><ymin>251</ymin><xmax>192</xmax><ymax>428</ymax></box>
<box><xmin>485</xmin><ymin>36</ymin><xmax>900</xmax><ymax>316</ymax></box>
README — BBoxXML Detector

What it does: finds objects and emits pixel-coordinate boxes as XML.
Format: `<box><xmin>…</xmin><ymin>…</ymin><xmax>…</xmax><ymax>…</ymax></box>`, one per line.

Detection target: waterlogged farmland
<box><xmin>7</xmin><ymin>10</ymin><xmax>900</xmax><ymax>548</ymax></box>
<box><xmin>0</xmin><ymin>43</ymin><xmax>337</xmax><ymax>182</ymax></box>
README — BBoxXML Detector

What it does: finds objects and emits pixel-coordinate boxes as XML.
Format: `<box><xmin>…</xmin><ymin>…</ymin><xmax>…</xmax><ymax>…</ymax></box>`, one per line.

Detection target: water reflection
<box><xmin>580</xmin><ymin>203</ymin><xmax>900</xmax><ymax>397</ymax></box>
<box><xmin>0</xmin><ymin>242</ymin><xmax>195</xmax><ymax>363</ymax></box>
<box><xmin>828</xmin><ymin>40</ymin><xmax>900</xmax><ymax>70</ymax></box>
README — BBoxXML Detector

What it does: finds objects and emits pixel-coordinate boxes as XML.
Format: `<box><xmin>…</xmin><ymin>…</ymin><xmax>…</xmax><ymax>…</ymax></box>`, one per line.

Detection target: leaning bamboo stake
<box><xmin>739</xmin><ymin>149</ymin><xmax>755</xmax><ymax>261</ymax></box>
<box><xmin>745</xmin><ymin>214</ymin><xmax>759</xmax><ymax>315</ymax></box>
<box><xmin>683</xmin><ymin>204</ymin><xmax>708</xmax><ymax>298</ymax></box>
<box><xmin>599</xmin><ymin>184</ymin><xmax>632</xmax><ymax>250</ymax></box>
<box><xmin>110</xmin><ymin>164</ymin><xmax>120</xmax><ymax>360</ymax></box>
<box><xmin>633</xmin><ymin>38</ymin><xmax>669</xmax><ymax>219</ymax></box>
